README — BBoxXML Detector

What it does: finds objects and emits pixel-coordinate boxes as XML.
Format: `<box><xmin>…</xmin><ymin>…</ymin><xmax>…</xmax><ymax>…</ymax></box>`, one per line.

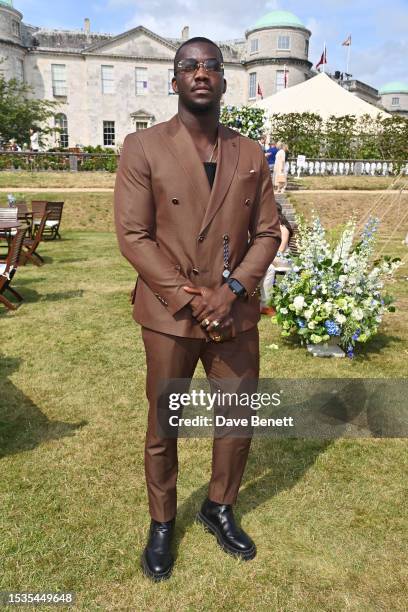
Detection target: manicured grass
<box><xmin>0</xmin><ymin>171</ymin><xmax>115</xmax><ymax>189</ymax></box>
<box><xmin>292</xmin><ymin>175</ymin><xmax>407</xmax><ymax>191</ymax></box>
<box><xmin>1</xmin><ymin>191</ymin><xmax>114</xmax><ymax>232</ymax></box>
<box><xmin>0</xmin><ymin>190</ymin><xmax>407</xmax><ymax>610</ymax></box>
<box><xmin>1</xmin><ymin>171</ymin><xmax>407</xmax><ymax>192</ymax></box>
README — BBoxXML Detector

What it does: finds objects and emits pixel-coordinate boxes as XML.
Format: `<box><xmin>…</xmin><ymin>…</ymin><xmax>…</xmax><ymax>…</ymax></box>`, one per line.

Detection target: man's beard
<box><xmin>183</xmin><ymin>97</ymin><xmax>219</xmax><ymax>114</ymax></box>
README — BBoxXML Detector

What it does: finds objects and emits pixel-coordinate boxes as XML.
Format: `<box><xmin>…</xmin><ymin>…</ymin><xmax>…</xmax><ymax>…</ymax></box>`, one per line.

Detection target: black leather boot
<box><xmin>141</xmin><ymin>518</ymin><xmax>175</xmax><ymax>581</ymax></box>
<box><xmin>196</xmin><ymin>498</ymin><xmax>256</xmax><ymax>560</ymax></box>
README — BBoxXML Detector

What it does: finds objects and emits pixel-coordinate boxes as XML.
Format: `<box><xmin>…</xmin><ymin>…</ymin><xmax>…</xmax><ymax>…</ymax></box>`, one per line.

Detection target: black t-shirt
<box><xmin>203</xmin><ymin>162</ymin><xmax>217</xmax><ymax>189</ymax></box>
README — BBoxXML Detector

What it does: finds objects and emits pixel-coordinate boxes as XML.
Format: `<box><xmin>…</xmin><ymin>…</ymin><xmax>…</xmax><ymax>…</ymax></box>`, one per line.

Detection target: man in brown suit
<box><xmin>114</xmin><ymin>37</ymin><xmax>281</xmax><ymax>581</ymax></box>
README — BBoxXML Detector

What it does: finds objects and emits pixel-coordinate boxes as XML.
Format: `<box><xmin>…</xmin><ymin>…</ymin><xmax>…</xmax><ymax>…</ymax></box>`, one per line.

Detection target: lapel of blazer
<box><xmin>198</xmin><ymin>123</ymin><xmax>240</xmax><ymax>235</ymax></box>
<box><xmin>160</xmin><ymin>115</ymin><xmax>210</xmax><ymax>215</ymax></box>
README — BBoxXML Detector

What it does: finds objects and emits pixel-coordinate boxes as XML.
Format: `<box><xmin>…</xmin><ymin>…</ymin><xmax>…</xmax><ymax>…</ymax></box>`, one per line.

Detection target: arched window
<box><xmin>55</xmin><ymin>114</ymin><xmax>69</xmax><ymax>148</ymax></box>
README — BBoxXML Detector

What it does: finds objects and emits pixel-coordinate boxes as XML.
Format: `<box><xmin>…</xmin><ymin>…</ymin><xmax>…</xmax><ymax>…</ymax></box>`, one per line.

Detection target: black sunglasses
<box><xmin>175</xmin><ymin>58</ymin><xmax>224</xmax><ymax>74</ymax></box>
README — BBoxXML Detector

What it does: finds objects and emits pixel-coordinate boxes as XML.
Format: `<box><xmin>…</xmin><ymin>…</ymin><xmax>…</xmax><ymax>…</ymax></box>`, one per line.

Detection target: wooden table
<box><xmin>0</xmin><ymin>220</ymin><xmax>22</xmax><ymax>230</ymax></box>
<box><xmin>0</xmin><ymin>220</ymin><xmax>22</xmax><ymax>256</ymax></box>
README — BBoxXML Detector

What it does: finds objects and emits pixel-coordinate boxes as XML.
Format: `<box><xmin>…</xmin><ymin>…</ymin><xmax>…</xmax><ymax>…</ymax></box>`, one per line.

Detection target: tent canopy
<box><xmin>254</xmin><ymin>73</ymin><xmax>390</xmax><ymax>119</ymax></box>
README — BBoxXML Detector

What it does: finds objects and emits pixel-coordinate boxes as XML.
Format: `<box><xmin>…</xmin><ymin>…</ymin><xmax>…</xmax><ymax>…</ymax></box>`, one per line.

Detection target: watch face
<box><xmin>229</xmin><ymin>279</ymin><xmax>245</xmax><ymax>295</ymax></box>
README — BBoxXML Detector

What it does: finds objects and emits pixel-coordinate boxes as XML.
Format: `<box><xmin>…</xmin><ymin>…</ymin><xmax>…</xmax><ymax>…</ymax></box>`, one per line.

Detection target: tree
<box><xmin>0</xmin><ymin>74</ymin><xmax>58</xmax><ymax>148</ymax></box>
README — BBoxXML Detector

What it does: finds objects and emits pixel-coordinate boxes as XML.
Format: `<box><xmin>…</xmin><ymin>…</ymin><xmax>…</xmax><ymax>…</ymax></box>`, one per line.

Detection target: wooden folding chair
<box><xmin>20</xmin><ymin>210</ymin><xmax>50</xmax><ymax>266</ymax></box>
<box><xmin>0</xmin><ymin>227</ymin><xmax>28</xmax><ymax>311</ymax></box>
<box><xmin>32</xmin><ymin>201</ymin><xmax>64</xmax><ymax>240</ymax></box>
<box><xmin>31</xmin><ymin>200</ymin><xmax>47</xmax><ymax>238</ymax></box>
<box><xmin>44</xmin><ymin>201</ymin><xmax>64</xmax><ymax>240</ymax></box>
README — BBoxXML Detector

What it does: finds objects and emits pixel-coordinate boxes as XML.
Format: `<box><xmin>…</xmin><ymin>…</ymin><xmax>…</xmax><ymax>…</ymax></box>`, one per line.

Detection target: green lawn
<box><xmin>1</xmin><ymin>171</ymin><xmax>407</xmax><ymax>192</ymax></box>
<box><xmin>291</xmin><ymin>175</ymin><xmax>406</xmax><ymax>191</ymax></box>
<box><xmin>0</xmin><ymin>171</ymin><xmax>115</xmax><ymax>189</ymax></box>
<box><xmin>0</xmin><ymin>189</ymin><xmax>407</xmax><ymax>610</ymax></box>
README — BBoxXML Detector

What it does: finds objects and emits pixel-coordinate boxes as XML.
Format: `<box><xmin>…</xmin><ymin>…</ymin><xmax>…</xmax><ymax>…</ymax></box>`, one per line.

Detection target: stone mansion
<box><xmin>1</xmin><ymin>0</ymin><xmax>407</xmax><ymax>148</ymax></box>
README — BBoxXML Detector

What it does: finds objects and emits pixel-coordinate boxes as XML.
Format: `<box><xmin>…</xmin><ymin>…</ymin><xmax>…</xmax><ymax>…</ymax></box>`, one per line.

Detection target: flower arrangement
<box><xmin>220</xmin><ymin>105</ymin><xmax>266</xmax><ymax>141</ymax></box>
<box><xmin>271</xmin><ymin>215</ymin><xmax>401</xmax><ymax>358</ymax></box>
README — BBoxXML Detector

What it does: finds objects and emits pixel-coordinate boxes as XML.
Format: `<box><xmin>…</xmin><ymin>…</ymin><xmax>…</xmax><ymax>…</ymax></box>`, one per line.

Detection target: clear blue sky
<box><xmin>13</xmin><ymin>0</ymin><xmax>408</xmax><ymax>89</ymax></box>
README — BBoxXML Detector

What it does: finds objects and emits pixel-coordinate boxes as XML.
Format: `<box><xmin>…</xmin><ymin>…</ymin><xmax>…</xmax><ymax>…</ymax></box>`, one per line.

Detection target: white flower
<box><xmin>304</xmin><ymin>309</ymin><xmax>313</xmax><ymax>320</ymax></box>
<box><xmin>308</xmin><ymin>321</ymin><xmax>316</xmax><ymax>329</ymax></box>
<box><xmin>352</xmin><ymin>308</ymin><xmax>364</xmax><ymax>321</ymax></box>
<box><xmin>279</xmin><ymin>307</ymin><xmax>288</xmax><ymax>314</ymax></box>
<box><xmin>293</xmin><ymin>296</ymin><xmax>305</xmax><ymax>311</ymax></box>
<box><xmin>335</xmin><ymin>313</ymin><xmax>347</xmax><ymax>324</ymax></box>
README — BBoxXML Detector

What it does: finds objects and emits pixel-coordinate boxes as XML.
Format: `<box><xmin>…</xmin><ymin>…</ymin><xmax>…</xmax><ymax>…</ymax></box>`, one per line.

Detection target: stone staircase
<box><xmin>275</xmin><ymin>192</ymin><xmax>296</xmax><ymax>226</ymax></box>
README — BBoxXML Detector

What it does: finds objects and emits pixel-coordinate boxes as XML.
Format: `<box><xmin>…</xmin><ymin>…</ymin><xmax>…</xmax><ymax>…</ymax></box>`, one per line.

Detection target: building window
<box><xmin>101</xmin><ymin>65</ymin><xmax>114</xmax><ymax>94</ymax></box>
<box><xmin>51</xmin><ymin>64</ymin><xmax>67</xmax><ymax>96</ymax></box>
<box><xmin>12</xmin><ymin>20</ymin><xmax>20</xmax><ymax>37</ymax></box>
<box><xmin>103</xmin><ymin>121</ymin><xmax>115</xmax><ymax>146</ymax></box>
<box><xmin>136</xmin><ymin>67</ymin><xmax>148</xmax><ymax>95</ymax></box>
<box><xmin>278</xmin><ymin>35</ymin><xmax>290</xmax><ymax>50</ymax></box>
<box><xmin>250</xmin><ymin>38</ymin><xmax>259</xmax><ymax>53</ymax></box>
<box><xmin>391</xmin><ymin>97</ymin><xmax>400</xmax><ymax>106</ymax></box>
<box><xmin>168</xmin><ymin>69</ymin><xmax>175</xmax><ymax>94</ymax></box>
<box><xmin>135</xmin><ymin>121</ymin><xmax>148</xmax><ymax>131</ymax></box>
<box><xmin>305</xmin><ymin>39</ymin><xmax>309</xmax><ymax>56</ymax></box>
<box><xmin>249</xmin><ymin>72</ymin><xmax>257</xmax><ymax>99</ymax></box>
<box><xmin>55</xmin><ymin>113</ymin><xmax>69</xmax><ymax>148</ymax></box>
<box><xmin>16</xmin><ymin>59</ymin><xmax>24</xmax><ymax>82</ymax></box>
<box><xmin>276</xmin><ymin>70</ymin><xmax>288</xmax><ymax>92</ymax></box>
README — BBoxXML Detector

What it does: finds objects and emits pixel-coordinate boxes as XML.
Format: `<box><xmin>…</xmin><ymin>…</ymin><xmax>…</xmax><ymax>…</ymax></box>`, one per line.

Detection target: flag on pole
<box><xmin>316</xmin><ymin>46</ymin><xmax>327</xmax><ymax>70</ymax></box>
<box><xmin>342</xmin><ymin>35</ymin><xmax>352</xmax><ymax>46</ymax></box>
<box><xmin>257</xmin><ymin>83</ymin><xmax>263</xmax><ymax>99</ymax></box>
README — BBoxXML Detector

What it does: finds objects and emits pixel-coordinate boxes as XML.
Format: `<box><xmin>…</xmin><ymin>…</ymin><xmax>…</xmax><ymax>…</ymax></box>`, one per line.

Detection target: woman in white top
<box><xmin>273</xmin><ymin>142</ymin><xmax>287</xmax><ymax>194</ymax></box>
<box><xmin>29</xmin><ymin>128</ymin><xmax>40</xmax><ymax>152</ymax></box>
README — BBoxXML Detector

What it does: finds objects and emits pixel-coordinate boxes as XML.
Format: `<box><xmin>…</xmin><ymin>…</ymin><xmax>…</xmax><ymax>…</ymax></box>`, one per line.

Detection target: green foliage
<box><xmin>220</xmin><ymin>105</ymin><xmax>266</xmax><ymax>140</ymax></box>
<box><xmin>324</xmin><ymin>115</ymin><xmax>357</xmax><ymax>158</ymax></box>
<box><xmin>266</xmin><ymin>111</ymin><xmax>408</xmax><ymax>162</ymax></box>
<box><xmin>0</xmin><ymin>152</ymin><xmax>118</xmax><ymax>172</ymax></box>
<box><xmin>269</xmin><ymin>113</ymin><xmax>323</xmax><ymax>156</ymax></box>
<box><xmin>0</xmin><ymin>75</ymin><xmax>58</xmax><ymax>146</ymax></box>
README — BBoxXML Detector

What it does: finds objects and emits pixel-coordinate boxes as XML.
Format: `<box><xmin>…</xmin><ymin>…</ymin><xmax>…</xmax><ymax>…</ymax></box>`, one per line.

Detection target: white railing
<box><xmin>286</xmin><ymin>159</ymin><xmax>408</xmax><ymax>177</ymax></box>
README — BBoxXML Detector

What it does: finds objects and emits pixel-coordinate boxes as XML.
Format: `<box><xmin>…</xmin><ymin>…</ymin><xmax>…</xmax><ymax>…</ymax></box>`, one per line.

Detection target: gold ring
<box><xmin>201</xmin><ymin>318</ymin><xmax>211</xmax><ymax>328</ymax></box>
<box><xmin>212</xmin><ymin>320</ymin><xmax>220</xmax><ymax>328</ymax></box>
<box><xmin>212</xmin><ymin>334</ymin><xmax>223</xmax><ymax>342</ymax></box>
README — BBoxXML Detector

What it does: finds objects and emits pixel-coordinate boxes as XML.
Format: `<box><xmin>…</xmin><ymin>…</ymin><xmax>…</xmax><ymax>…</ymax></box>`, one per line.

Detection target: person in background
<box><xmin>29</xmin><ymin>127</ymin><xmax>40</xmax><ymax>152</ymax></box>
<box><xmin>266</xmin><ymin>140</ymin><xmax>278</xmax><ymax>172</ymax></box>
<box><xmin>258</xmin><ymin>133</ymin><xmax>268</xmax><ymax>152</ymax></box>
<box><xmin>273</xmin><ymin>142</ymin><xmax>287</xmax><ymax>194</ymax></box>
<box><xmin>260</xmin><ymin>202</ymin><xmax>293</xmax><ymax>315</ymax></box>
<box><xmin>8</xmin><ymin>139</ymin><xmax>21</xmax><ymax>152</ymax></box>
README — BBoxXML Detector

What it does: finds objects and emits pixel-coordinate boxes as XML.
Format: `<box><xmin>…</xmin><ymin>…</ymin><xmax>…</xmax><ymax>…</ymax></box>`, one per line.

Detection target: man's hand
<box><xmin>183</xmin><ymin>284</ymin><xmax>237</xmax><ymax>330</ymax></box>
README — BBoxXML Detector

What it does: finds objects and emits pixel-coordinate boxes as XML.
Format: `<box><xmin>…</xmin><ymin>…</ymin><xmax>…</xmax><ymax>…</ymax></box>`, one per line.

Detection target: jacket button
<box><xmin>198</xmin><ymin>234</ymin><xmax>205</xmax><ymax>242</ymax></box>
<box><xmin>192</xmin><ymin>267</ymin><xmax>199</xmax><ymax>274</ymax></box>
<box><xmin>244</xmin><ymin>198</ymin><xmax>251</xmax><ymax>206</ymax></box>
<box><xmin>171</xmin><ymin>197</ymin><xmax>179</xmax><ymax>205</ymax></box>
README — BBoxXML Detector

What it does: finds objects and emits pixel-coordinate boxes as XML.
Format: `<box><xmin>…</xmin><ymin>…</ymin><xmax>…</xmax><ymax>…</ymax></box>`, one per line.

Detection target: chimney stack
<box><xmin>84</xmin><ymin>18</ymin><xmax>91</xmax><ymax>34</ymax></box>
<box><xmin>181</xmin><ymin>26</ymin><xmax>189</xmax><ymax>41</ymax></box>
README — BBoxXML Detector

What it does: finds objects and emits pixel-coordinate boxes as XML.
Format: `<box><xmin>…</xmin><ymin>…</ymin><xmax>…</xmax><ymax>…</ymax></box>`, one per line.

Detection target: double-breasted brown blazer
<box><xmin>114</xmin><ymin>114</ymin><xmax>281</xmax><ymax>338</ymax></box>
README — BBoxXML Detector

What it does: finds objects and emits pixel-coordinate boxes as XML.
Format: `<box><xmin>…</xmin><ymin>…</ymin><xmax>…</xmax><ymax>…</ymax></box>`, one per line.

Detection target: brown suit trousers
<box><xmin>142</xmin><ymin>326</ymin><xmax>259</xmax><ymax>522</ymax></box>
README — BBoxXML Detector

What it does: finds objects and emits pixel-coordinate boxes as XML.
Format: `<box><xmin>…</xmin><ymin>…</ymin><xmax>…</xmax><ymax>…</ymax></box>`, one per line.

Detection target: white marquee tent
<box><xmin>254</xmin><ymin>72</ymin><xmax>390</xmax><ymax>119</ymax></box>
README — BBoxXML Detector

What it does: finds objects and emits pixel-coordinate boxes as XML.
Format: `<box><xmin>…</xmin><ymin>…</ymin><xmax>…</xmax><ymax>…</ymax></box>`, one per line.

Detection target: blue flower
<box><xmin>346</xmin><ymin>344</ymin><xmax>354</xmax><ymax>359</ymax></box>
<box><xmin>324</xmin><ymin>320</ymin><xmax>340</xmax><ymax>336</ymax></box>
<box><xmin>296</xmin><ymin>318</ymin><xmax>306</xmax><ymax>328</ymax></box>
<box><xmin>352</xmin><ymin>329</ymin><xmax>360</xmax><ymax>341</ymax></box>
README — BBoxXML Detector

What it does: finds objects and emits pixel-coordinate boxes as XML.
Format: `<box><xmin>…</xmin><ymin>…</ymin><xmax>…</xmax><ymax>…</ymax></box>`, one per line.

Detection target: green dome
<box><xmin>253</xmin><ymin>10</ymin><xmax>305</xmax><ymax>30</ymax></box>
<box><xmin>0</xmin><ymin>0</ymin><xmax>14</xmax><ymax>7</ymax></box>
<box><xmin>380</xmin><ymin>81</ymin><xmax>408</xmax><ymax>95</ymax></box>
